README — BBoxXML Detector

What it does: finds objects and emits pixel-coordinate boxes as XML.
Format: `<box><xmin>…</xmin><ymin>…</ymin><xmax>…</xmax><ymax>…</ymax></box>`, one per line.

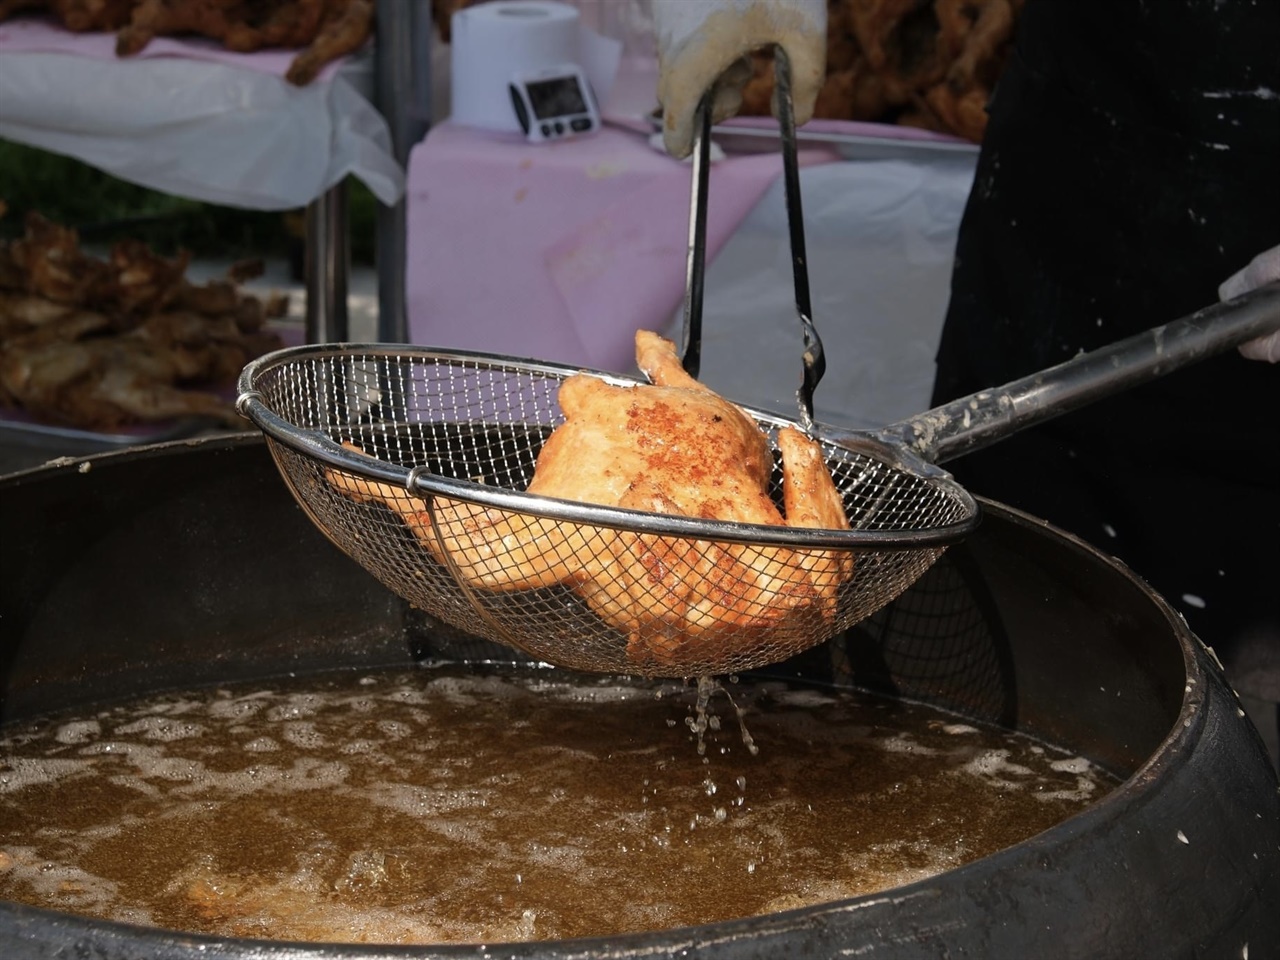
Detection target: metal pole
<box><xmin>303</xmin><ymin>183</ymin><xmax>350</xmax><ymax>344</ymax></box>
<box><xmin>374</xmin><ymin>0</ymin><xmax>432</xmax><ymax>344</ymax></box>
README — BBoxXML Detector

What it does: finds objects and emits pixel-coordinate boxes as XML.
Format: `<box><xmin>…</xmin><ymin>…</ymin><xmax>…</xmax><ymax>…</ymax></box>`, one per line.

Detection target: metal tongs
<box><xmin>678</xmin><ymin>47</ymin><xmax>825</xmax><ymax>434</ymax></box>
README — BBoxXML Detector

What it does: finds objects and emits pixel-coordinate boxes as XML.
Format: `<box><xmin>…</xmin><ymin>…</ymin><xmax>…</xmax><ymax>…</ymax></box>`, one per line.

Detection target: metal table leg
<box><xmin>374</xmin><ymin>0</ymin><xmax>431</xmax><ymax>344</ymax></box>
<box><xmin>304</xmin><ymin>182</ymin><xmax>350</xmax><ymax>344</ymax></box>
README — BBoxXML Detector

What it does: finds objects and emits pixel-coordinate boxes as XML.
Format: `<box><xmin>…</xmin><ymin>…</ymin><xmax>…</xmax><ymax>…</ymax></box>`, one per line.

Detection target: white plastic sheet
<box><xmin>0</xmin><ymin>44</ymin><xmax>403</xmax><ymax>210</ymax></box>
<box><xmin>689</xmin><ymin>154</ymin><xmax>978</xmax><ymax>431</ymax></box>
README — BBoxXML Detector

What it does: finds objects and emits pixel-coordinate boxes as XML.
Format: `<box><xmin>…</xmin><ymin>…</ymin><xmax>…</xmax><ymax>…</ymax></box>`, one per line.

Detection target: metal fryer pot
<box><xmin>1</xmin><ymin>433</ymin><xmax>1277</xmax><ymax>959</ymax></box>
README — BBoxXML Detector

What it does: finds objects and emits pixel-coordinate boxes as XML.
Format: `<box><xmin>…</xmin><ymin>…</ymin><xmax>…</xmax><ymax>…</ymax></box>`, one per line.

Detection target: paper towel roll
<box><xmin>450</xmin><ymin>1</ymin><xmax>618</xmax><ymax>133</ymax></box>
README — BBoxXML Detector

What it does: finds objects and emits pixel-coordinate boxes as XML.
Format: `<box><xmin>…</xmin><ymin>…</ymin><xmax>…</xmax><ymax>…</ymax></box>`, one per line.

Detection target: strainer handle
<box><xmin>874</xmin><ymin>279</ymin><xmax>1280</xmax><ymax>465</ymax></box>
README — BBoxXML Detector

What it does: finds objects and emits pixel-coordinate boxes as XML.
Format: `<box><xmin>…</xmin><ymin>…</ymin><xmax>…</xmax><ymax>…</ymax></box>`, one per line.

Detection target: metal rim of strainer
<box><xmin>236</xmin><ymin>341</ymin><xmax>984</xmax><ymax>553</ymax></box>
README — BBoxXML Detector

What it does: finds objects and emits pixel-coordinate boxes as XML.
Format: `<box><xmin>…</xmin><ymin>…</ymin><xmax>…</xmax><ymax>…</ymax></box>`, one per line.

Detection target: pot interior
<box><xmin>0</xmin><ymin>434</ymin><xmax>1240</xmax><ymax>956</ymax></box>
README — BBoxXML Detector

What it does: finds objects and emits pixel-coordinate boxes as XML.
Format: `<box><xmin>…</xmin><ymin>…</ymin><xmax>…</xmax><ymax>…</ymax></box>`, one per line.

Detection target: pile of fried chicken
<box><xmin>327</xmin><ymin>330</ymin><xmax>854</xmax><ymax>674</ymax></box>
<box><xmin>748</xmin><ymin>0</ymin><xmax>1025</xmax><ymax>142</ymax></box>
<box><xmin>432</xmin><ymin>0</ymin><xmax>1021</xmax><ymax>143</ymax></box>
<box><xmin>0</xmin><ymin>209</ymin><xmax>286</xmax><ymax>432</ymax></box>
<box><xmin>0</xmin><ymin>0</ymin><xmax>373</xmax><ymax>84</ymax></box>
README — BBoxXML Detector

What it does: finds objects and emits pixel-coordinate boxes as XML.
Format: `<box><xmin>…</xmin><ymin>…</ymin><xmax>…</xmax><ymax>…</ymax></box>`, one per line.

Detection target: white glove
<box><xmin>1219</xmin><ymin>245</ymin><xmax>1280</xmax><ymax>363</ymax></box>
<box><xmin>652</xmin><ymin>0</ymin><xmax>826</xmax><ymax>159</ymax></box>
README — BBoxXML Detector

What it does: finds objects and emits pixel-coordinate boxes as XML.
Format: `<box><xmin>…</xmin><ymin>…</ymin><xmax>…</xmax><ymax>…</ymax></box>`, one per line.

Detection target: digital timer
<box><xmin>508</xmin><ymin>63</ymin><xmax>601</xmax><ymax>143</ymax></box>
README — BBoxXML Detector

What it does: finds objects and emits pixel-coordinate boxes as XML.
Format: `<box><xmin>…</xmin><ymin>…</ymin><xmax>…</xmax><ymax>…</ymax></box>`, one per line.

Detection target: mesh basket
<box><xmin>238</xmin><ymin>345</ymin><xmax>979</xmax><ymax>677</ymax></box>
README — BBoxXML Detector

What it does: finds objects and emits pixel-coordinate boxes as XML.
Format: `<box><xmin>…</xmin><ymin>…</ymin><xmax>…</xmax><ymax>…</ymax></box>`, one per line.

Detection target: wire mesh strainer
<box><xmin>237</xmin><ymin>343</ymin><xmax>976</xmax><ymax>678</ymax></box>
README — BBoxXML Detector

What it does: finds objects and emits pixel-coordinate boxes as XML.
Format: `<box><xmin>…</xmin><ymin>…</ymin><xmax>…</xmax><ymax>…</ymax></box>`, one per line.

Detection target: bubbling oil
<box><xmin>0</xmin><ymin>665</ymin><xmax>1114</xmax><ymax>944</ymax></box>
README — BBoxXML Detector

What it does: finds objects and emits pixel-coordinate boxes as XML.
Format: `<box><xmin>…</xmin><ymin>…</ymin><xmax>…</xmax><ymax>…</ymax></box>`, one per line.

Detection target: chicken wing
<box><xmin>327</xmin><ymin>331</ymin><xmax>853</xmax><ymax>674</ymax></box>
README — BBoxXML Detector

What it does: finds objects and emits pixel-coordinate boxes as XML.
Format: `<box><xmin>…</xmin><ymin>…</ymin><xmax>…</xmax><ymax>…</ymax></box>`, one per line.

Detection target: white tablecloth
<box><xmin>0</xmin><ymin>17</ymin><xmax>403</xmax><ymax>210</ymax></box>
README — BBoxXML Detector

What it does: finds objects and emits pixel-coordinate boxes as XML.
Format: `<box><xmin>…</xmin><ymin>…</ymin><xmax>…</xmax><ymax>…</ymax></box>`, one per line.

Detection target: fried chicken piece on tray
<box><xmin>844</xmin><ymin>0</ymin><xmax>946</xmax><ymax>93</ymax></box>
<box><xmin>0</xmin><ymin>0</ymin><xmax>135</xmax><ymax>30</ymax></box>
<box><xmin>3</xmin><ymin>212</ymin><xmax>266</xmax><ymax>326</ymax></box>
<box><xmin>0</xmin><ymin>334</ymin><xmax>245</xmax><ymax>430</ymax></box>
<box><xmin>5</xmin><ymin>212</ymin><xmax>115</xmax><ymax>307</ymax></box>
<box><xmin>105</xmin><ymin>238</ymin><xmax>192</xmax><ymax>320</ymax></box>
<box><xmin>327</xmin><ymin>331</ymin><xmax>853</xmax><ymax>675</ymax></box>
<box><xmin>224</xmin><ymin>0</ymin><xmax>327</xmax><ymax>50</ymax></box>
<box><xmin>915</xmin><ymin>0</ymin><xmax>1020</xmax><ymax>141</ymax></box>
<box><xmin>114</xmin><ymin>0</ymin><xmax>234</xmax><ymax>54</ymax></box>
<box><xmin>0</xmin><ymin>294</ymin><xmax>281</xmax><ymax>430</ymax></box>
<box><xmin>735</xmin><ymin>0</ymin><xmax>1022</xmax><ymax>141</ymax></box>
<box><xmin>0</xmin><ymin>212</ymin><xmax>287</xmax><ymax>430</ymax></box>
<box><xmin>285</xmin><ymin>0</ymin><xmax>373</xmax><ymax>85</ymax></box>
<box><xmin>113</xmin><ymin>0</ymin><xmax>374</xmax><ymax>85</ymax></box>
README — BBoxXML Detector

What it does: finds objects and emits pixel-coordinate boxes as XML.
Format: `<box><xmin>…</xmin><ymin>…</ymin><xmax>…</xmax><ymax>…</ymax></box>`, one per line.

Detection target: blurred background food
<box><xmin>431</xmin><ymin>0</ymin><xmax>1025</xmax><ymax>143</ymax></box>
<box><xmin>751</xmin><ymin>0</ymin><xmax>1024</xmax><ymax>142</ymax></box>
<box><xmin>0</xmin><ymin>208</ymin><xmax>288</xmax><ymax>431</ymax></box>
<box><xmin>0</xmin><ymin>0</ymin><xmax>375</xmax><ymax>85</ymax></box>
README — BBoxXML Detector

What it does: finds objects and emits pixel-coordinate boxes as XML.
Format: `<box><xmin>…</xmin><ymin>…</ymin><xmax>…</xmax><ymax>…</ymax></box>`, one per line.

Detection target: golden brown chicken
<box><xmin>328</xmin><ymin>330</ymin><xmax>853</xmax><ymax>674</ymax></box>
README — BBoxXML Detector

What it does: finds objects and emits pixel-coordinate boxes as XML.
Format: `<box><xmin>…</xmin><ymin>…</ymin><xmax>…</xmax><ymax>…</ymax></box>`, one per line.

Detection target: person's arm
<box><xmin>1220</xmin><ymin>245</ymin><xmax>1280</xmax><ymax>362</ymax></box>
<box><xmin>652</xmin><ymin>0</ymin><xmax>826</xmax><ymax>158</ymax></box>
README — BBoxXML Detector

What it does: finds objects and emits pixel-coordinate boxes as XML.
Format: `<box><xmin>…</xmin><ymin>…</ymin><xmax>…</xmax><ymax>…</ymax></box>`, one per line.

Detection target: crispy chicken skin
<box><xmin>328</xmin><ymin>331</ymin><xmax>853</xmax><ymax>673</ymax></box>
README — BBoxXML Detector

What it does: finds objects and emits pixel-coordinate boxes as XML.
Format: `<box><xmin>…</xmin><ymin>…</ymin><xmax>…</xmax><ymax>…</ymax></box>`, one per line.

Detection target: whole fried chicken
<box><xmin>327</xmin><ymin>330</ymin><xmax>853</xmax><ymax>675</ymax></box>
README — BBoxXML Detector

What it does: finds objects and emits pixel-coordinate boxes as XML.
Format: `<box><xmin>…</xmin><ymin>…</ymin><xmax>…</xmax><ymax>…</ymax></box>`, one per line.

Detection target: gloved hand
<box><xmin>1219</xmin><ymin>245</ymin><xmax>1280</xmax><ymax>363</ymax></box>
<box><xmin>652</xmin><ymin>0</ymin><xmax>826</xmax><ymax>159</ymax></box>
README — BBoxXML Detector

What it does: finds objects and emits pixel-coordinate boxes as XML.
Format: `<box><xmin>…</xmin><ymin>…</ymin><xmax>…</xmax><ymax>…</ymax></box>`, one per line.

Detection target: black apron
<box><xmin>933</xmin><ymin>0</ymin><xmax>1280</xmax><ymax>689</ymax></box>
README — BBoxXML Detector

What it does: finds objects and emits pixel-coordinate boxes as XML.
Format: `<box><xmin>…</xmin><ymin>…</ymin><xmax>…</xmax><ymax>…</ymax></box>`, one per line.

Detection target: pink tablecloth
<box><xmin>405</xmin><ymin>122</ymin><xmax>837</xmax><ymax>374</ymax></box>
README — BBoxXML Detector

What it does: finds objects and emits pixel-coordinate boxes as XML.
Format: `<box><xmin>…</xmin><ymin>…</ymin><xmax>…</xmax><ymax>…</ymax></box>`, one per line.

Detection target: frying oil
<box><xmin>0</xmin><ymin>664</ymin><xmax>1114</xmax><ymax>944</ymax></box>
